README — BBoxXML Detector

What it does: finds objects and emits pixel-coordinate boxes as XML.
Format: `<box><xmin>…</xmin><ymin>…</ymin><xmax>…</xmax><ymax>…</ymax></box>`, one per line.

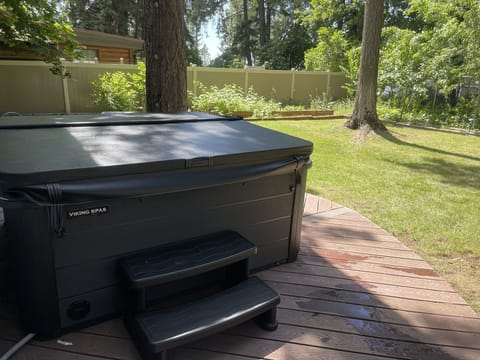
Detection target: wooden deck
<box><xmin>1</xmin><ymin>194</ymin><xmax>479</xmax><ymax>359</ymax></box>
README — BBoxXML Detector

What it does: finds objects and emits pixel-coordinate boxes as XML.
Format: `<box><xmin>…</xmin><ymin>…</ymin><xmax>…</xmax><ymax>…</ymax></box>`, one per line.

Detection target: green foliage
<box><xmin>185</xmin><ymin>36</ymin><xmax>204</xmax><ymax>66</ymax></box>
<box><xmin>378</xmin><ymin>1</ymin><xmax>480</xmax><ymax>129</ymax></box>
<box><xmin>67</xmin><ymin>0</ymin><xmax>144</xmax><ymax>37</ymax></box>
<box><xmin>260</xmin><ymin>22</ymin><xmax>313</xmax><ymax>70</ymax></box>
<box><xmin>304</xmin><ymin>28</ymin><xmax>349</xmax><ymax>72</ymax></box>
<box><xmin>216</xmin><ymin>0</ymin><xmax>312</xmax><ymax>69</ymax></box>
<box><xmin>129</xmin><ymin>61</ymin><xmax>146</xmax><ymax>109</ymax></box>
<box><xmin>301</xmin><ymin>0</ymin><xmax>364</xmax><ymax>45</ymax></box>
<box><xmin>303</xmin><ymin>25</ymin><xmax>360</xmax><ymax>97</ymax></box>
<box><xmin>189</xmin><ymin>82</ymin><xmax>278</xmax><ymax>117</ymax></box>
<box><xmin>300</xmin><ymin>0</ymin><xmax>480</xmax><ymax>129</ymax></box>
<box><xmin>94</xmin><ymin>66</ymin><xmax>333</xmax><ymax>116</ymax></box>
<box><xmin>0</xmin><ymin>0</ymin><xmax>81</xmax><ymax>76</ymax></box>
<box><xmin>257</xmin><ymin>2</ymin><xmax>313</xmax><ymax>70</ymax></box>
<box><xmin>92</xmin><ymin>62</ymin><xmax>146</xmax><ymax>111</ymax></box>
<box><xmin>340</xmin><ymin>46</ymin><xmax>361</xmax><ymax>96</ymax></box>
<box><xmin>209</xmin><ymin>48</ymin><xmax>243</xmax><ymax>68</ymax></box>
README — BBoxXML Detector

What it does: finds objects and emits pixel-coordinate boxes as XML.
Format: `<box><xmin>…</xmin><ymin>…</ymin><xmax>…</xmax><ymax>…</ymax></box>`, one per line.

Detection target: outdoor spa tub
<box><xmin>0</xmin><ymin>112</ymin><xmax>313</xmax><ymax>340</ymax></box>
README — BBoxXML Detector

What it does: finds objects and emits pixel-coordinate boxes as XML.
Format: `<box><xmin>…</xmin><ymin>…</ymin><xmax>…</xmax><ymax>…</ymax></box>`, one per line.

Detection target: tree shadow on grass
<box><xmin>375</xmin><ymin>126</ymin><xmax>480</xmax><ymax>163</ymax></box>
<box><xmin>373</xmin><ymin>127</ymin><xmax>480</xmax><ymax>190</ymax></box>
<box><xmin>385</xmin><ymin>156</ymin><xmax>480</xmax><ymax>190</ymax></box>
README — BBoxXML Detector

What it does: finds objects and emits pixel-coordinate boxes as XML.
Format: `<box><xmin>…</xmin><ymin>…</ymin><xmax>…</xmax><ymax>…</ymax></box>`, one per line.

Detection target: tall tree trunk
<box><xmin>144</xmin><ymin>0</ymin><xmax>187</xmax><ymax>113</ymax></box>
<box><xmin>266</xmin><ymin>0</ymin><xmax>272</xmax><ymax>41</ymax></box>
<box><xmin>345</xmin><ymin>0</ymin><xmax>385</xmax><ymax>131</ymax></box>
<box><xmin>243</xmin><ymin>0</ymin><xmax>253</xmax><ymax>66</ymax></box>
<box><xmin>133</xmin><ymin>0</ymin><xmax>144</xmax><ymax>38</ymax></box>
<box><xmin>258</xmin><ymin>0</ymin><xmax>266</xmax><ymax>47</ymax></box>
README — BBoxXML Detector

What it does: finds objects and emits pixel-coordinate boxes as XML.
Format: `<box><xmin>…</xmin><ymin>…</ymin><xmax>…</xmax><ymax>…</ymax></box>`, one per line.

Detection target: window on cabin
<box><xmin>74</xmin><ymin>49</ymin><xmax>99</xmax><ymax>63</ymax></box>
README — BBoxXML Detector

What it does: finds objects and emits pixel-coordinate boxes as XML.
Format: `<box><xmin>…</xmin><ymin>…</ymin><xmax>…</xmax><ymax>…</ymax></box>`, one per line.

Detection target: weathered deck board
<box><xmin>300</xmin><ymin>247</ymin><xmax>435</xmax><ymax>269</ymax></box>
<box><xmin>275</xmin><ymin>308</ymin><xmax>480</xmax><ymax>348</ymax></box>
<box><xmin>301</xmin><ymin>234</ymin><xmax>411</xmax><ymax>249</ymax></box>
<box><xmin>302</xmin><ymin>241</ymin><xmax>424</xmax><ymax>258</ymax></box>
<box><xmin>267</xmin><ymin>281</ymin><xmax>476</xmax><ymax>316</ymax></box>
<box><xmin>303</xmin><ymin>193</ymin><xmax>342</xmax><ymax>217</ymax></box>
<box><xmin>1</xmin><ymin>195</ymin><xmax>479</xmax><ymax>360</ymax></box>
<box><xmin>227</xmin><ymin>322</ymin><xmax>480</xmax><ymax>360</ymax></box>
<box><xmin>295</xmin><ymin>252</ymin><xmax>441</xmax><ymax>278</ymax></box>
<box><xmin>272</xmin><ymin>262</ymin><xmax>455</xmax><ymax>291</ymax></box>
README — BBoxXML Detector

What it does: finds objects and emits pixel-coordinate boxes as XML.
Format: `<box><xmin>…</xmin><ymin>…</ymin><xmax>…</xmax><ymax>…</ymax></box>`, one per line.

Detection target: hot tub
<box><xmin>0</xmin><ymin>112</ymin><xmax>313</xmax><ymax>339</ymax></box>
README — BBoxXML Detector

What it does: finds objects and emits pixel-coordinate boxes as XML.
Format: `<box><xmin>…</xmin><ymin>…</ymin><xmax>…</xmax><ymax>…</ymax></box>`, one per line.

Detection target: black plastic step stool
<box><xmin>121</xmin><ymin>231</ymin><xmax>280</xmax><ymax>360</ymax></box>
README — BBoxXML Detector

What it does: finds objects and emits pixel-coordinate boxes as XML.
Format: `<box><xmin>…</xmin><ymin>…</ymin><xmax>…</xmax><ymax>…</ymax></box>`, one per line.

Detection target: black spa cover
<box><xmin>0</xmin><ymin>112</ymin><xmax>312</xmax><ymax>200</ymax></box>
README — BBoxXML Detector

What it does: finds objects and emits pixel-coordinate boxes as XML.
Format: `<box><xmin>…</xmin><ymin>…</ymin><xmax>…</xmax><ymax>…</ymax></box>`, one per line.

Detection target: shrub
<box><xmin>189</xmin><ymin>83</ymin><xmax>278</xmax><ymax>118</ymax></box>
<box><xmin>92</xmin><ymin>62</ymin><xmax>145</xmax><ymax>111</ymax></box>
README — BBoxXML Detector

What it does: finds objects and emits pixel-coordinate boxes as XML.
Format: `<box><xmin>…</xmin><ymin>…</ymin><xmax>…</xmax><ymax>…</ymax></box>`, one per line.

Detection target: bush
<box><xmin>92</xmin><ymin>62</ymin><xmax>145</xmax><ymax>111</ymax></box>
<box><xmin>189</xmin><ymin>83</ymin><xmax>278</xmax><ymax>118</ymax></box>
<box><xmin>378</xmin><ymin>95</ymin><xmax>480</xmax><ymax>130</ymax></box>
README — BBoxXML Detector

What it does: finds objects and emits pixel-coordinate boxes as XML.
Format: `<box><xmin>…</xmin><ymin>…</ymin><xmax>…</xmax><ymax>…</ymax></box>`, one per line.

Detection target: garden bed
<box><xmin>271</xmin><ymin>109</ymin><xmax>334</xmax><ymax>117</ymax></box>
<box><xmin>209</xmin><ymin>109</ymin><xmax>336</xmax><ymax>120</ymax></box>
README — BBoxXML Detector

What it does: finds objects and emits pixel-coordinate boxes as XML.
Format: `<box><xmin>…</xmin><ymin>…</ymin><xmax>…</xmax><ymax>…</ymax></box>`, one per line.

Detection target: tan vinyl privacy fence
<box><xmin>0</xmin><ymin>60</ymin><xmax>347</xmax><ymax>115</ymax></box>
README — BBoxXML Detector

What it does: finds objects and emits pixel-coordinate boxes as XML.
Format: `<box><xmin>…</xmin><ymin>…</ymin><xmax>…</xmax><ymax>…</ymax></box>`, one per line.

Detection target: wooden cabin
<box><xmin>0</xmin><ymin>28</ymin><xmax>144</xmax><ymax>64</ymax></box>
<box><xmin>73</xmin><ymin>28</ymin><xmax>143</xmax><ymax>64</ymax></box>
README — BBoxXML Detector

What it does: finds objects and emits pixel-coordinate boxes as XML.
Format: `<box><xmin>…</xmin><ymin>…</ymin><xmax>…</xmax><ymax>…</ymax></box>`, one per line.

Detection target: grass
<box><xmin>257</xmin><ymin>119</ymin><xmax>480</xmax><ymax>313</ymax></box>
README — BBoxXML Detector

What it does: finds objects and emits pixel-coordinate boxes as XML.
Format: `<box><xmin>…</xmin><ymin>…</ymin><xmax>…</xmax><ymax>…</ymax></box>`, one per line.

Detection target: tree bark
<box><xmin>133</xmin><ymin>0</ymin><xmax>144</xmax><ymax>39</ymax></box>
<box><xmin>144</xmin><ymin>0</ymin><xmax>187</xmax><ymax>113</ymax></box>
<box><xmin>345</xmin><ymin>0</ymin><xmax>385</xmax><ymax>131</ymax></box>
<box><xmin>243</xmin><ymin>0</ymin><xmax>253</xmax><ymax>66</ymax></box>
<box><xmin>266</xmin><ymin>0</ymin><xmax>272</xmax><ymax>41</ymax></box>
<box><xmin>258</xmin><ymin>0</ymin><xmax>266</xmax><ymax>47</ymax></box>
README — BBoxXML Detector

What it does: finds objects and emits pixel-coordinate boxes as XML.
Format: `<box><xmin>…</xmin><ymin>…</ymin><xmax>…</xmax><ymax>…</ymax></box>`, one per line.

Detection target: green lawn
<box><xmin>257</xmin><ymin>119</ymin><xmax>480</xmax><ymax>313</ymax></box>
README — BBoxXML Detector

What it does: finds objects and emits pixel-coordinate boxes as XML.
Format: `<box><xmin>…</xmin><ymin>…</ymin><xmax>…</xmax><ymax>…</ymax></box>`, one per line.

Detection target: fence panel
<box><xmin>0</xmin><ymin>61</ymin><xmax>64</xmax><ymax>114</ymax></box>
<box><xmin>0</xmin><ymin>61</ymin><xmax>347</xmax><ymax>115</ymax></box>
<box><xmin>247</xmin><ymin>70</ymin><xmax>293</xmax><ymax>104</ymax></box>
<box><xmin>329</xmin><ymin>72</ymin><xmax>348</xmax><ymax>99</ymax></box>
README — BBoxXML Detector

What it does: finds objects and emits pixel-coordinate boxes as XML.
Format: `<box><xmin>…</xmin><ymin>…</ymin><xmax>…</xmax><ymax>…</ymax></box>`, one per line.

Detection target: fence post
<box><xmin>62</xmin><ymin>61</ymin><xmax>71</xmax><ymax>114</ymax></box>
<box><xmin>326</xmin><ymin>70</ymin><xmax>331</xmax><ymax>99</ymax></box>
<box><xmin>290</xmin><ymin>69</ymin><xmax>296</xmax><ymax>104</ymax></box>
<box><xmin>192</xmin><ymin>64</ymin><xmax>197</xmax><ymax>97</ymax></box>
<box><xmin>244</xmin><ymin>67</ymin><xmax>249</xmax><ymax>94</ymax></box>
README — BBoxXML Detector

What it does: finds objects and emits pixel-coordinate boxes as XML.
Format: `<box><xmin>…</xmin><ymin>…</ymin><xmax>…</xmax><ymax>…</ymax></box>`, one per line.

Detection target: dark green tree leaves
<box><xmin>0</xmin><ymin>0</ymin><xmax>81</xmax><ymax>75</ymax></box>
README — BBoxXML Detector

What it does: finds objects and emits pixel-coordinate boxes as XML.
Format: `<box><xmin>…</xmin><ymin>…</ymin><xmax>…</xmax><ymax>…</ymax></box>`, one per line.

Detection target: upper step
<box><xmin>128</xmin><ymin>276</ymin><xmax>280</xmax><ymax>354</ymax></box>
<box><xmin>121</xmin><ymin>231</ymin><xmax>256</xmax><ymax>288</ymax></box>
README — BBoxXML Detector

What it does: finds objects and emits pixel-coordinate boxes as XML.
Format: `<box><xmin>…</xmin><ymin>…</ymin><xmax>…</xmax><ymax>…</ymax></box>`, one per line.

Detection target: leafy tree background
<box><xmin>64</xmin><ymin>0</ymin><xmax>221</xmax><ymax>66</ymax></box>
<box><xmin>301</xmin><ymin>0</ymin><xmax>480</xmax><ymax>128</ymax></box>
<box><xmin>0</xmin><ymin>0</ymin><xmax>81</xmax><ymax>75</ymax></box>
<box><xmin>2</xmin><ymin>0</ymin><xmax>479</xmax><ymax>126</ymax></box>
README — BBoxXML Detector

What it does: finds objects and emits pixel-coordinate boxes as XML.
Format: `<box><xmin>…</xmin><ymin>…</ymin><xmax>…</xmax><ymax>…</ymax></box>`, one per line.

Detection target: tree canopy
<box><xmin>0</xmin><ymin>0</ymin><xmax>80</xmax><ymax>75</ymax></box>
<box><xmin>67</xmin><ymin>0</ymin><xmax>139</xmax><ymax>37</ymax></box>
<box><xmin>215</xmin><ymin>0</ymin><xmax>312</xmax><ymax>69</ymax></box>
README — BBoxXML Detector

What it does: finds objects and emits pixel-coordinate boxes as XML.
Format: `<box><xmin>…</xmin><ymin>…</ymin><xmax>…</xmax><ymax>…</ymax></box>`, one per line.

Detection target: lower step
<box><xmin>127</xmin><ymin>276</ymin><xmax>280</xmax><ymax>358</ymax></box>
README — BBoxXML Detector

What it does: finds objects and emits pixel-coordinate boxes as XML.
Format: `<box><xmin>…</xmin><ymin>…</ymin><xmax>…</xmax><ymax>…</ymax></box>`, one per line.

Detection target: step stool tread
<box><xmin>131</xmin><ymin>276</ymin><xmax>280</xmax><ymax>353</ymax></box>
<box><xmin>122</xmin><ymin>231</ymin><xmax>256</xmax><ymax>288</ymax></box>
